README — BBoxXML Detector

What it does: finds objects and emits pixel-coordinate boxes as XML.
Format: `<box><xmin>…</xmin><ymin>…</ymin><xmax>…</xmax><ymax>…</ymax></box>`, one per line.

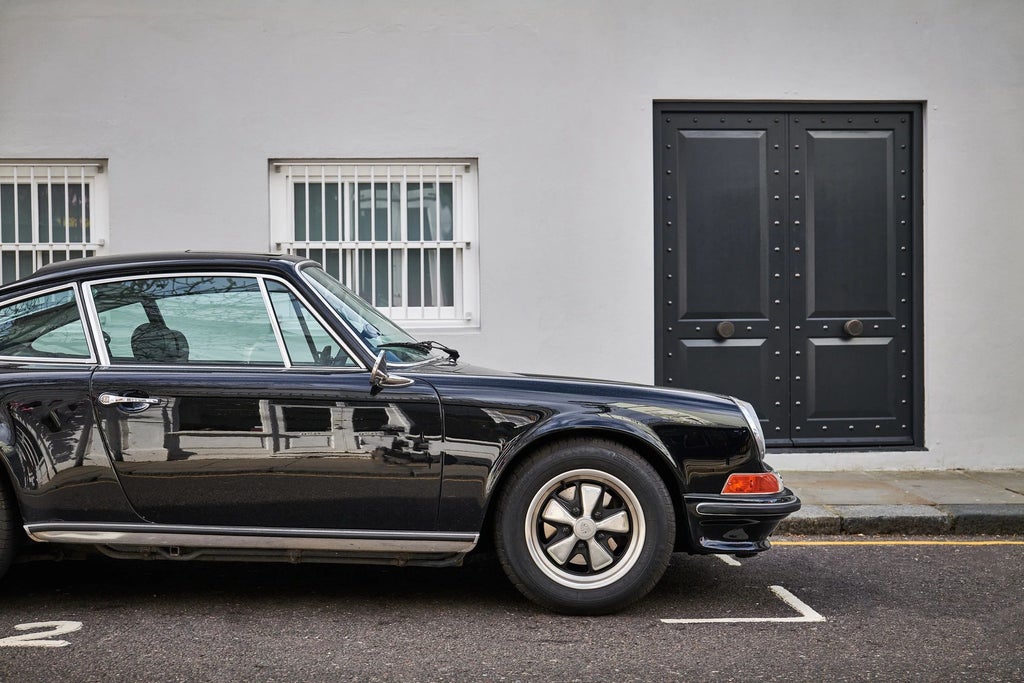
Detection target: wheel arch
<box><xmin>478</xmin><ymin>422</ymin><xmax>688</xmax><ymax>553</ymax></box>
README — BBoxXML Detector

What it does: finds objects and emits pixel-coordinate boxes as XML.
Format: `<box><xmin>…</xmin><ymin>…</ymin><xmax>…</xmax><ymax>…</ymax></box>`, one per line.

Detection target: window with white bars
<box><xmin>0</xmin><ymin>162</ymin><xmax>108</xmax><ymax>284</ymax></box>
<box><xmin>270</xmin><ymin>160</ymin><xmax>479</xmax><ymax>328</ymax></box>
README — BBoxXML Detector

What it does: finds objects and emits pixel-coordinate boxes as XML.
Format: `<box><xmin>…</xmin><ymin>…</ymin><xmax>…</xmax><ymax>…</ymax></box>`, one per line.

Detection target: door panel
<box><xmin>658</xmin><ymin>112</ymin><xmax>790</xmax><ymax>443</ymax></box>
<box><xmin>91</xmin><ymin>369</ymin><xmax>444</xmax><ymax>530</ymax></box>
<box><xmin>790</xmin><ymin>113</ymin><xmax>914</xmax><ymax>444</ymax></box>
<box><xmin>656</xmin><ymin>104</ymin><xmax>921</xmax><ymax>449</ymax></box>
<box><xmin>804</xmin><ymin>131</ymin><xmax>895</xmax><ymax>317</ymax></box>
<box><xmin>805</xmin><ymin>338</ymin><xmax>897</xmax><ymax>419</ymax></box>
<box><xmin>676</xmin><ymin>129</ymin><xmax>771</xmax><ymax>320</ymax></box>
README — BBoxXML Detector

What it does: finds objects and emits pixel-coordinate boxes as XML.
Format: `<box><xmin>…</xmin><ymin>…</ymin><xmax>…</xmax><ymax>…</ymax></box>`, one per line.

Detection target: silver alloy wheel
<box><xmin>524</xmin><ymin>468</ymin><xmax>646</xmax><ymax>590</ymax></box>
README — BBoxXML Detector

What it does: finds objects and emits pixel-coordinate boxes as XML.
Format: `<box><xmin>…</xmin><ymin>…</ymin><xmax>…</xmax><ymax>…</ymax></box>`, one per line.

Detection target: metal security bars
<box><xmin>270</xmin><ymin>161</ymin><xmax>478</xmax><ymax>327</ymax></box>
<box><xmin>0</xmin><ymin>162</ymin><xmax>108</xmax><ymax>284</ymax></box>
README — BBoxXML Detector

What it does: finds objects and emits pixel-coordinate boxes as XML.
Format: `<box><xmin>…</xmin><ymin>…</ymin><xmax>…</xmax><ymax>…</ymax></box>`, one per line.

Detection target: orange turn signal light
<box><xmin>721</xmin><ymin>472</ymin><xmax>783</xmax><ymax>495</ymax></box>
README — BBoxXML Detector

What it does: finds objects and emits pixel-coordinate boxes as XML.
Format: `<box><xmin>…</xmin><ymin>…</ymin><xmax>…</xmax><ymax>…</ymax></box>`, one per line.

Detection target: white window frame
<box><xmin>269</xmin><ymin>159</ymin><xmax>479</xmax><ymax>331</ymax></box>
<box><xmin>0</xmin><ymin>161</ymin><xmax>108</xmax><ymax>283</ymax></box>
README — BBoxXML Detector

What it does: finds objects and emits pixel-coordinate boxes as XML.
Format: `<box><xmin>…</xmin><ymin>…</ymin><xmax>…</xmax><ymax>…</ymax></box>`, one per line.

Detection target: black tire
<box><xmin>494</xmin><ymin>439</ymin><xmax>675</xmax><ymax>615</ymax></box>
<box><xmin>0</xmin><ymin>473</ymin><xmax>16</xmax><ymax>581</ymax></box>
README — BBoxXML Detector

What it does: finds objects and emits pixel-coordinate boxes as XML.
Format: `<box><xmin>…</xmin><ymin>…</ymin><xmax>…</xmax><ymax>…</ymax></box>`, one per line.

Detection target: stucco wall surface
<box><xmin>1</xmin><ymin>0</ymin><xmax>1022</xmax><ymax>469</ymax></box>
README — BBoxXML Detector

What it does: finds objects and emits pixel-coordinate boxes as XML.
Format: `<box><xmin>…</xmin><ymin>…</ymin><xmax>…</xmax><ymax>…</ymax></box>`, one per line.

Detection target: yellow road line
<box><xmin>774</xmin><ymin>540</ymin><xmax>1024</xmax><ymax>546</ymax></box>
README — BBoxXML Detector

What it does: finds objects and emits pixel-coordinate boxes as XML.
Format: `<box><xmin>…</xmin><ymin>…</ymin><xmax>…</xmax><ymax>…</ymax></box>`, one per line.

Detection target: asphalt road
<box><xmin>0</xmin><ymin>537</ymin><xmax>1021</xmax><ymax>682</ymax></box>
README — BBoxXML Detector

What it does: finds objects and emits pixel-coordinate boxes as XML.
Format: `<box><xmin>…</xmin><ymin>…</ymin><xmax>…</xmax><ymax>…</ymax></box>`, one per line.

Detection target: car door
<box><xmin>86</xmin><ymin>272</ymin><xmax>443</xmax><ymax>531</ymax></box>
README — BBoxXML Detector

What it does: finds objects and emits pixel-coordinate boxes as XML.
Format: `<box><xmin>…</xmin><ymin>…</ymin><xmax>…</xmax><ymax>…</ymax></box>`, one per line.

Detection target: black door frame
<box><xmin>653</xmin><ymin>101</ymin><xmax>924</xmax><ymax>450</ymax></box>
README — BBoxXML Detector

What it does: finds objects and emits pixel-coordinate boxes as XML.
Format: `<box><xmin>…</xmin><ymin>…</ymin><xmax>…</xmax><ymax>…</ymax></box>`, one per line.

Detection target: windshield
<box><xmin>300</xmin><ymin>265</ymin><xmax>435</xmax><ymax>363</ymax></box>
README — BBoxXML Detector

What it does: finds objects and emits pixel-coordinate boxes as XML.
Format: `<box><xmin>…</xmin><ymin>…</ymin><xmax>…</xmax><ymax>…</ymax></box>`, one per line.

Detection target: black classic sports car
<box><xmin>0</xmin><ymin>253</ymin><xmax>799</xmax><ymax>614</ymax></box>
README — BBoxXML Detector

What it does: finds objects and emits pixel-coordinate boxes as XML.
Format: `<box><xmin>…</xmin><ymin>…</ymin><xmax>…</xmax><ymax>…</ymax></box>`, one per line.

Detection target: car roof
<box><xmin>0</xmin><ymin>252</ymin><xmax>310</xmax><ymax>295</ymax></box>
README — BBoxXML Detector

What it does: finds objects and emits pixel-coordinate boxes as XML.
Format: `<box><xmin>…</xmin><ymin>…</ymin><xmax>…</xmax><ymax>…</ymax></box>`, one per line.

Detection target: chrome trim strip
<box><xmin>256</xmin><ymin>276</ymin><xmax>292</xmax><ymax>369</ymax></box>
<box><xmin>24</xmin><ymin>522</ymin><xmax>478</xmax><ymax>554</ymax></box>
<box><xmin>79</xmin><ymin>279</ymin><xmax>109</xmax><ymax>365</ymax></box>
<box><xmin>693</xmin><ymin>499</ymin><xmax>802</xmax><ymax>517</ymax></box>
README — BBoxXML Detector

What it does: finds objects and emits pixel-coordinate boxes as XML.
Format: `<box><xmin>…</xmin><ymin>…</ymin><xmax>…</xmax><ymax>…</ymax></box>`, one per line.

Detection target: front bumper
<box><xmin>681</xmin><ymin>488</ymin><xmax>801</xmax><ymax>555</ymax></box>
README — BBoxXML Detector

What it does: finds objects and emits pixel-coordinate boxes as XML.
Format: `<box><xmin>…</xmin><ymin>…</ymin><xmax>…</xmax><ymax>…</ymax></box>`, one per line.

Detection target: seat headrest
<box><xmin>131</xmin><ymin>323</ymin><xmax>189</xmax><ymax>363</ymax></box>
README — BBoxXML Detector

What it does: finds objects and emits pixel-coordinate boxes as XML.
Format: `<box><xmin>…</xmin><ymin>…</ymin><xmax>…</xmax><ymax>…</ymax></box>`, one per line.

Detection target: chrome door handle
<box><xmin>98</xmin><ymin>393</ymin><xmax>161</xmax><ymax>406</ymax></box>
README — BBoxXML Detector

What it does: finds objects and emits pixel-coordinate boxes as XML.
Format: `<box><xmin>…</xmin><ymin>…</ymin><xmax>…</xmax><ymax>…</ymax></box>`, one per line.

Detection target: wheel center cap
<box><xmin>574</xmin><ymin>517</ymin><xmax>597</xmax><ymax>540</ymax></box>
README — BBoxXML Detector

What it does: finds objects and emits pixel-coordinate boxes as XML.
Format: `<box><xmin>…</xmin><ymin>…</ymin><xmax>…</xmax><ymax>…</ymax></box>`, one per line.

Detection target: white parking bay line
<box><xmin>661</xmin><ymin>585</ymin><xmax>826</xmax><ymax>624</ymax></box>
<box><xmin>715</xmin><ymin>554</ymin><xmax>742</xmax><ymax>567</ymax></box>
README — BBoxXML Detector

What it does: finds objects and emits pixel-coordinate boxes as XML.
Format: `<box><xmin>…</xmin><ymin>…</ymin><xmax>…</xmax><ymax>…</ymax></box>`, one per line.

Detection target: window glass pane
<box><xmin>307</xmin><ymin>183</ymin><xmax>323</xmax><ymax>241</ymax></box>
<box><xmin>374</xmin><ymin>250</ymin><xmax>388</xmax><ymax>307</ymax></box>
<box><xmin>440</xmin><ymin>248</ymin><xmax>454</xmax><ymax>307</ymax></box>
<box><xmin>422</xmin><ymin>183</ymin><xmax>436</xmax><ymax>241</ymax></box>
<box><xmin>356</xmin><ymin>183</ymin><xmax>372</xmax><ymax>241</ymax></box>
<box><xmin>91</xmin><ymin>276</ymin><xmax>283</xmax><ymax>366</ymax></box>
<box><xmin>390</xmin><ymin>182</ymin><xmax>401</xmax><ymax>240</ymax></box>
<box><xmin>0</xmin><ymin>184</ymin><xmax>32</xmax><ymax>244</ymax></box>
<box><xmin>325</xmin><ymin>248</ymin><xmax>341</xmax><ymax>280</ymax></box>
<box><xmin>325</xmin><ymin>182</ymin><xmax>340</xmax><ymax>242</ymax></box>
<box><xmin>293</xmin><ymin>184</ymin><xmax>307</xmax><ymax>241</ymax></box>
<box><xmin>408</xmin><ymin>249</ymin><xmax>421</xmax><ymax>307</ymax></box>
<box><xmin>357</xmin><ymin>249</ymin><xmax>372</xmax><ymax>301</ymax></box>
<box><xmin>407</xmin><ymin>183</ymin><xmax>421</xmax><ymax>242</ymax></box>
<box><xmin>390</xmin><ymin>251</ymin><xmax>404</xmax><ymax>307</ymax></box>
<box><xmin>0</xmin><ymin>288</ymin><xmax>90</xmax><ymax>359</ymax></box>
<box><xmin>374</xmin><ymin>182</ymin><xmax>388</xmax><ymax>242</ymax></box>
<box><xmin>265</xmin><ymin>280</ymin><xmax>354</xmax><ymax>367</ymax></box>
<box><xmin>423</xmin><ymin>249</ymin><xmax>437</xmax><ymax>306</ymax></box>
<box><xmin>440</xmin><ymin>182</ymin><xmax>453</xmax><ymax>241</ymax></box>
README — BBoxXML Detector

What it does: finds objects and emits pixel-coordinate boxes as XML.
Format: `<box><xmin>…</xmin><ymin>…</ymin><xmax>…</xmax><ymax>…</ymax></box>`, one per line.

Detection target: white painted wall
<box><xmin>1</xmin><ymin>1</ymin><xmax>1022</xmax><ymax>469</ymax></box>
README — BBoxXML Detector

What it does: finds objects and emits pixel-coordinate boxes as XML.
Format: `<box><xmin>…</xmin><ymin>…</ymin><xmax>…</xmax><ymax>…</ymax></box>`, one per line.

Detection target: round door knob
<box><xmin>716</xmin><ymin>321</ymin><xmax>735</xmax><ymax>339</ymax></box>
<box><xmin>843</xmin><ymin>319</ymin><xmax>864</xmax><ymax>337</ymax></box>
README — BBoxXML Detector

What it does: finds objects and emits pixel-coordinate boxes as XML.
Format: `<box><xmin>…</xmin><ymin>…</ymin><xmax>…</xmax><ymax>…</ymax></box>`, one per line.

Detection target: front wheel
<box><xmin>494</xmin><ymin>439</ymin><xmax>675</xmax><ymax>614</ymax></box>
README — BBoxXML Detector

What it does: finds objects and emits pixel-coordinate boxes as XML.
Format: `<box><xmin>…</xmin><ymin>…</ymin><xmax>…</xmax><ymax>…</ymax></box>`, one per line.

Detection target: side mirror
<box><xmin>369</xmin><ymin>351</ymin><xmax>413</xmax><ymax>395</ymax></box>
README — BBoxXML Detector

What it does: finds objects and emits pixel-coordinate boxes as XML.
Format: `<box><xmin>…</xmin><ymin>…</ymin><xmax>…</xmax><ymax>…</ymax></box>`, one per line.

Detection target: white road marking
<box><xmin>661</xmin><ymin>585</ymin><xmax>826</xmax><ymax>624</ymax></box>
<box><xmin>0</xmin><ymin>621</ymin><xmax>83</xmax><ymax>648</ymax></box>
<box><xmin>715</xmin><ymin>554</ymin><xmax>742</xmax><ymax>567</ymax></box>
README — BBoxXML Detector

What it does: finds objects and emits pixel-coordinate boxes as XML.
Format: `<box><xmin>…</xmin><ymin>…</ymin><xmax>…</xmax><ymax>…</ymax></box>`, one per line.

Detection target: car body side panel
<box><xmin>0</xmin><ymin>365</ymin><xmax>139</xmax><ymax>524</ymax></box>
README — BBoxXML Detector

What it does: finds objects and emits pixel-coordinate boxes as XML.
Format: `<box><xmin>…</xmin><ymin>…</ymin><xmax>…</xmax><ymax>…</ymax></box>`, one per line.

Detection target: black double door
<box><xmin>655</xmin><ymin>104</ymin><xmax>922</xmax><ymax>448</ymax></box>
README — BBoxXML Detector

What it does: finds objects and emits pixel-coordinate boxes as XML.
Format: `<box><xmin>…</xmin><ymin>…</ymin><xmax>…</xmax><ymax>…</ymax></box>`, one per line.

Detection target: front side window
<box><xmin>270</xmin><ymin>160</ymin><xmax>479</xmax><ymax>329</ymax></box>
<box><xmin>0</xmin><ymin>287</ymin><xmax>91</xmax><ymax>360</ymax></box>
<box><xmin>0</xmin><ymin>162</ymin><xmax>108</xmax><ymax>284</ymax></box>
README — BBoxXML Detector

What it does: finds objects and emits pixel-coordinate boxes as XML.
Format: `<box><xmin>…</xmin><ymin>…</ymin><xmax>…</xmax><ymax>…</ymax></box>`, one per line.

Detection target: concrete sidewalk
<box><xmin>775</xmin><ymin>470</ymin><xmax>1024</xmax><ymax>535</ymax></box>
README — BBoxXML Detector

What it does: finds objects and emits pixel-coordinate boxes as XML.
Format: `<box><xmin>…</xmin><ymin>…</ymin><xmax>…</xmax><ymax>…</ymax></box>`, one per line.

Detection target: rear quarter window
<box><xmin>0</xmin><ymin>287</ymin><xmax>91</xmax><ymax>360</ymax></box>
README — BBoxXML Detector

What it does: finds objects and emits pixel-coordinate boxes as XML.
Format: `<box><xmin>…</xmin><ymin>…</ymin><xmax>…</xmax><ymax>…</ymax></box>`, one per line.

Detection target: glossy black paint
<box><xmin>0</xmin><ymin>365</ymin><xmax>137</xmax><ymax>523</ymax></box>
<box><xmin>91</xmin><ymin>368</ymin><xmax>444</xmax><ymax>530</ymax></box>
<box><xmin>0</xmin><ymin>252</ymin><xmax>799</xmax><ymax>561</ymax></box>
